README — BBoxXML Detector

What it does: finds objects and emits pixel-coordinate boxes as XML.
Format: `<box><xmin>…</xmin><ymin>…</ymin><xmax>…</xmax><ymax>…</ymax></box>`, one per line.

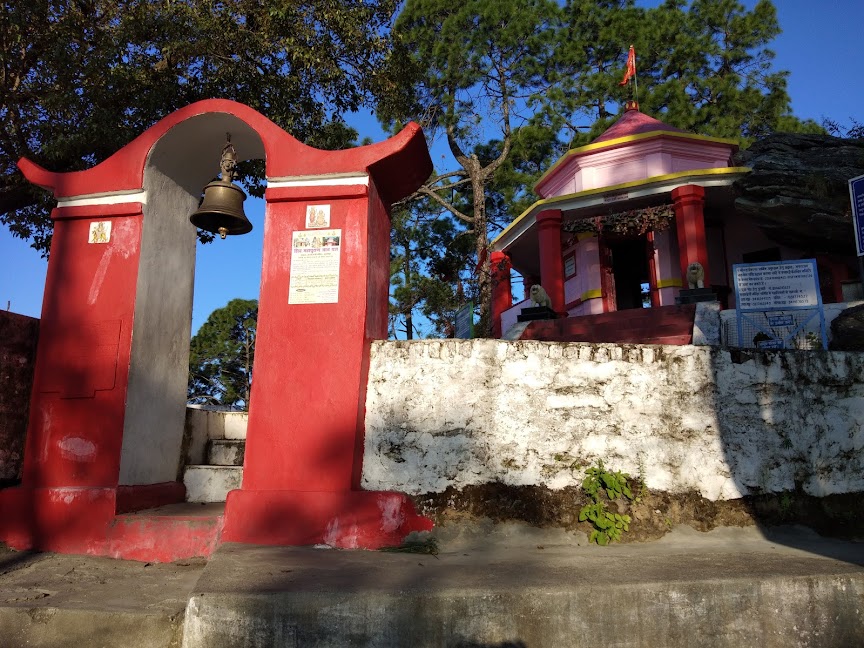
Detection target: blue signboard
<box><xmin>757</xmin><ymin>339</ymin><xmax>784</xmax><ymax>350</ymax></box>
<box><xmin>850</xmin><ymin>174</ymin><xmax>864</xmax><ymax>257</ymax></box>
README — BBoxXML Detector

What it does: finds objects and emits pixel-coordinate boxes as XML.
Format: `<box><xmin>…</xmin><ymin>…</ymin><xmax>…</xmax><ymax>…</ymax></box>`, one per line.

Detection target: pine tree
<box><xmin>376</xmin><ymin>0</ymin><xmax>563</xmax><ymax>337</ymax></box>
<box><xmin>188</xmin><ymin>299</ymin><xmax>258</xmax><ymax>410</ymax></box>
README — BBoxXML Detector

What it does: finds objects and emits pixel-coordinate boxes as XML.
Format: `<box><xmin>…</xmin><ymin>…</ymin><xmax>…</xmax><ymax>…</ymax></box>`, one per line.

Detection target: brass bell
<box><xmin>190</xmin><ymin>134</ymin><xmax>252</xmax><ymax>239</ymax></box>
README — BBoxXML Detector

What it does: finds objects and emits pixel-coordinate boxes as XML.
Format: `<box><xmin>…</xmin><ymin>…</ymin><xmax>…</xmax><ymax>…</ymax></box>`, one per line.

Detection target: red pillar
<box><xmin>490</xmin><ymin>251</ymin><xmax>512</xmax><ymax>338</ymax></box>
<box><xmin>536</xmin><ymin>209</ymin><xmax>565</xmax><ymax>312</ymax></box>
<box><xmin>672</xmin><ymin>185</ymin><xmax>710</xmax><ymax>287</ymax></box>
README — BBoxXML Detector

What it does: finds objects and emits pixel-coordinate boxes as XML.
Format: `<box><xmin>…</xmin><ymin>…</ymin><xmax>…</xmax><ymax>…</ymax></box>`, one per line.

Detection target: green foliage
<box><xmin>778</xmin><ymin>492</ymin><xmax>794</xmax><ymax>520</ymax></box>
<box><xmin>188</xmin><ymin>298</ymin><xmax>258</xmax><ymax>410</ymax></box>
<box><xmin>556</xmin><ymin>0</ymin><xmax>820</xmax><ymax>144</ymax></box>
<box><xmin>579</xmin><ymin>502</ymin><xmax>631</xmax><ymax>546</ymax></box>
<box><xmin>379</xmin><ymin>536</ymin><xmax>439</xmax><ymax>555</ymax></box>
<box><xmin>823</xmin><ymin>118</ymin><xmax>864</xmax><ymax>139</ymax></box>
<box><xmin>582</xmin><ymin>460</ymin><xmax>634</xmax><ymax>501</ymax></box>
<box><xmin>579</xmin><ymin>460</ymin><xmax>635</xmax><ymax>546</ymax></box>
<box><xmin>479</xmin><ymin>0</ymin><xmax>825</xmax><ymax>233</ymax></box>
<box><xmin>389</xmin><ymin>201</ymin><xmax>477</xmax><ymax>338</ymax></box>
<box><xmin>2</xmin><ymin>0</ymin><xmax>397</xmax><ymax>254</ymax></box>
<box><xmin>377</xmin><ymin>0</ymin><xmax>563</xmax><ymax>337</ymax></box>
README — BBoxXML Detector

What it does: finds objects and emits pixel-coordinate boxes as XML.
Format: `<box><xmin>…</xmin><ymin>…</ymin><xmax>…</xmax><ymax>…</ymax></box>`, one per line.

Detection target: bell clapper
<box><xmin>218</xmin><ymin>226</ymin><xmax>228</xmax><ymax>240</ymax></box>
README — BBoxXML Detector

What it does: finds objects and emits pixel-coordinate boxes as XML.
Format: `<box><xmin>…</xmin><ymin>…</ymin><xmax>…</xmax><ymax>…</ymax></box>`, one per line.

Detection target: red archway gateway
<box><xmin>1</xmin><ymin>100</ymin><xmax>433</xmax><ymax>560</ymax></box>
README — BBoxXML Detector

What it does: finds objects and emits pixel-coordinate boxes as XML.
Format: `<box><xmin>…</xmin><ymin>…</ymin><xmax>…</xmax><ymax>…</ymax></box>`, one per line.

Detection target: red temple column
<box><xmin>537</xmin><ymin>209</ymin><xmax>565</xmax><ymax>312</ymax></box>
<box><xmin>672</xmin><ymin>184</ymin><xmax>710</xmax><ymax>287</ymax></box>
<box><xmin>490</xmin><ymin>251</ymin><xmax>512</xmax><ymax>338</ymax></box>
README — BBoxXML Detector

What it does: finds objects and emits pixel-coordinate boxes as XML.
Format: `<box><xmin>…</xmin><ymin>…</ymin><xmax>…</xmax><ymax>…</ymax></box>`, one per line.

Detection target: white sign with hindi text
<box><xmin>733</xmin><ymin>261</ymin><xmax>820</xmax><ymax>310</ymax></box>
<box><xmin>288</xmin><ymin>229</ymin><xmax>342</xmax><ymax>304</ymax></box>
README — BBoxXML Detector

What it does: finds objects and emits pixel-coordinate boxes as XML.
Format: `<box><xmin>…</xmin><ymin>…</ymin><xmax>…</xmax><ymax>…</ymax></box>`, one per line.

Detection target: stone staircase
<box><xmin>182</xmin><ymin>406</ymin><xmax>248</xmax><ymax>503</ymax></box>
<box><xmin>519</xmin><ymin>303</ymin><xmax>697</xmax><ymax>345</ymax></box>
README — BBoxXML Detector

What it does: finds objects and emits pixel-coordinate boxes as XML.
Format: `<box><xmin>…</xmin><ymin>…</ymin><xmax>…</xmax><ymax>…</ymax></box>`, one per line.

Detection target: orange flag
<box><xmin>619</xmin><ymin>45</ymin><xmax>636</xmax><ymax>86</ymax></box>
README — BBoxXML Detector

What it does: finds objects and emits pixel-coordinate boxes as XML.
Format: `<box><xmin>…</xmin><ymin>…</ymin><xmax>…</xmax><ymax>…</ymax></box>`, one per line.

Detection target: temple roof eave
<box><xmin>17</xmin><ymin>99</ymin><xmax>432</xmax><ymax>207</ymax></box>
<box><xmin>533</xmin><ymin>131</ymin><xmax>740</xmax><ymax>195</ymax></box>
<box><xmin>492</xmin><ymin>167</ymin><xmax>750</xmax><ymax>266</ymax></box>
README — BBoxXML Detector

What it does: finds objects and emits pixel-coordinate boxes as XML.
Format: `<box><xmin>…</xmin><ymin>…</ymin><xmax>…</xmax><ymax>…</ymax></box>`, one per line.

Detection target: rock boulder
<box><xmin>734</xmin><ymin>133</ymin><xmax>864</xmax><ymax>254</ymax></box>
<box><xmin>829</xmin><ymin>303</ymin><xmax>864</xmax><ymax>351</ymax></box>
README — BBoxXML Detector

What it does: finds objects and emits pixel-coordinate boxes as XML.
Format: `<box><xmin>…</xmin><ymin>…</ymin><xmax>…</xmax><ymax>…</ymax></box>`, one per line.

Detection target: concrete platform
<box><xmin>182</xmin><ymin>524</ymin><xmax>864</xmax><ymax>647</ymax></box>
<box><xmin>0</xmin><ymin>544</ymin><xmax>204</xmax><ymax>648</ymax></box>
<box><xmin>2</xmin><ymin>524</ymin><xmax>863</xmax><ymax>647</ymax></box>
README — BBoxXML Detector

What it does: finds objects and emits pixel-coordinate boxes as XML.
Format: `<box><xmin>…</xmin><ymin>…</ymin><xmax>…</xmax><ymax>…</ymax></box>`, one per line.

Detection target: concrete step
<box><xmin>110</xmin><ymin>503</ymin><xmax>225</xmax><ymax>562</ymax></box>
<box><xmin>0</xmin><ymin>543</ymin><xmax>204</xmax><ymax>648</ymax></box>
<box><xmin>185</xmin><ymin>407</ymin><xmax>249</xmax><ymax>442</ymax></box>
<box><xmin>207</xmin><ymin>440</ymin><xmax>245</xmax><ymax>467</ymax></box>
<box><xmin>181</xmin><ymin>525</ymin><xmax>864</xmax><ymax>648</ymax></box>
<box><xmin>183</xmin><ymin>466</ymin><xmax>242</xmax><ymax>503</ymax></box>
<box><xmin>221</xmin><ymin>413</ymin><xmax>248</xmax><ymax>440</ymax></box>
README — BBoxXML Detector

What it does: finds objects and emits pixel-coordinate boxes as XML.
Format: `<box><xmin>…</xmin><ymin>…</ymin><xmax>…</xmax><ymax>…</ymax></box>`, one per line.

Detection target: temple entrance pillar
<box><xmin>536</xmin><ymin>209</ymin><xmax>565</xmax><ymax>312</ymax></box>
<box><xmin>490</xmin><ymin>251</ymin><xmax>512</xmax><ymax>338</ymax></box>
<box><xmin>672</xmin><ymin>184</ymin><xmax>710</xmax><ymax>287</ymax></box>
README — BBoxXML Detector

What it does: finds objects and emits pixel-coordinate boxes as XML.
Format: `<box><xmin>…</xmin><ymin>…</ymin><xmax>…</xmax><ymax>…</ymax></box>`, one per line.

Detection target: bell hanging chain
<box><xmin>220</xmin><ymin>133</ymin><xmax>237</xmax><ymax>183</ymax></box>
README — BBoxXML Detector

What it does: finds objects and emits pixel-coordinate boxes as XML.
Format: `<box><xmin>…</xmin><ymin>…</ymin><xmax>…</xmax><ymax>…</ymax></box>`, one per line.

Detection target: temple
<box><xmin>491</xmin><ymin>103</ymin><xmax>858</xmax><ymax>342</ymax></box>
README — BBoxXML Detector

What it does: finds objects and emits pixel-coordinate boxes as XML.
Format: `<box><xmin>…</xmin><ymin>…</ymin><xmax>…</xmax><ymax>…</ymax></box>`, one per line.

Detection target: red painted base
<box><xmin>521</xmin><ymin>304</ymin><xmax>697</xmax><ymax>345</ymax></box>
<box><xmin>222</xmin><ymin>489</ymin><xmax>434</xmax><ymax>549</ymax></box>
<box><xmin>0</xmin><ymin>485</ymin><xmax>221</xmax><ymax>562</ymax></box>
<box><xmin>0</xmin><ymin>486</ymin><xmax>116</xmax><ymax>554</ymax></box>
<box><xmin>0</xmin><ymin>484</ymin><xmax>431</xmax><ymax>559</ymax></box>
<box><xmin>108</xmin><ymin>505</ymin><xmax>223</xmax><ymax>562</ymax></box>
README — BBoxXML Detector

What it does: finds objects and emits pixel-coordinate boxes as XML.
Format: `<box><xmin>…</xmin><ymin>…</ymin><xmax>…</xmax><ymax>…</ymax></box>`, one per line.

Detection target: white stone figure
<box><xmin>687</xmin><ymin>262</ymin><xmax>705</xmax><ymax>289</ymax></box>
<box><xmin>529</xmin><ymin>284</ymin><xmax>552</xmax><ymax>308</ymax></box>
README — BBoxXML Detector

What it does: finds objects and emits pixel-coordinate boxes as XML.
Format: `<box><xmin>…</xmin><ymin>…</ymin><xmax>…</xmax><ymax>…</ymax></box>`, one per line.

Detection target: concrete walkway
<box><xmin>0</xmin><ymin>545</ymin><xmax>203</xmax><ymax>648</ymax></box>
<box><xmin>3</xmin><ymin>524</ymin><xmax>863</xmax><ymax>647</ymax></box>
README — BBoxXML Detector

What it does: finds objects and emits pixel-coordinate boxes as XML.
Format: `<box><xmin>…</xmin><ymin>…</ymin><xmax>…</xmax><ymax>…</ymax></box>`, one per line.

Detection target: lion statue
<box><xmin>686</xmin><ymin>262</ymin><xmax>705</xmax><ymax>289</ymax></box>
<box><xmin>529</xmin><ymin>284</ymin><xmax>552</xmax><ymax>308</ymax></box>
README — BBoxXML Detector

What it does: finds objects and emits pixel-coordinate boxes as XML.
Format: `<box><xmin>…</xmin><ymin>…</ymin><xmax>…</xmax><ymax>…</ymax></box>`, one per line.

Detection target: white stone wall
<box><xmin>362</xmin><ymin>341</ymin><xmax>864</xmax><ymax>501</ymax></box>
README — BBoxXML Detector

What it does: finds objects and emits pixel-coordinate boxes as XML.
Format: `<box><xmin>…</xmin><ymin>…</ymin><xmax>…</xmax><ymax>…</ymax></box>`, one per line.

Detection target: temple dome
<box><xmin>593</xmin><ymin>104</ymin><xmax>686</xmax><ymax>143</ymax></box>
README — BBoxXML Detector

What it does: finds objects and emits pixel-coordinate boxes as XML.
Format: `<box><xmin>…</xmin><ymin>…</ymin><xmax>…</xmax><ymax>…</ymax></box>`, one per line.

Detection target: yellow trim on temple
<box><xmin>534</xmin><ymin>131</ymin><xmax>740</xmax><ymax>190</ymax></box>
<box><xmin>581</xmin><ymin>289</ymin><xmax>603</xmax><ymax>301</ymax></box>
<box><xmin>656</xmin><ymin>278</ymin><xmax>683</xmax><ymax>289</ymax></box>
<box><xmin>492</xmin><ymin>166</ymin><xmax>751</xmax><ymax>249</ymax></box>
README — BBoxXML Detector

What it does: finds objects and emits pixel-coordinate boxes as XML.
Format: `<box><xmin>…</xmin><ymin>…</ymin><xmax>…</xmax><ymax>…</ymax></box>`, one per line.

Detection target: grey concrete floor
<box><xmin>0</xmin><ymin>544</ymin><xmax>204</xmax><ymax>648</ymax></box>
<box><xmin>187</xmin><ymin>524</ymin><xmax>864</xmax><ymax>647</ymax></box>
<box><xmin>2</xmin><ymin>523</ymin><xmax>863</xmax><ymax>647</ymax></box>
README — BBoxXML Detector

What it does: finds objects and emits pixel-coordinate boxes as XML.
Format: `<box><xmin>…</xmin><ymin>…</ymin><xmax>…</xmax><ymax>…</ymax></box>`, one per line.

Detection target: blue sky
<box><xmin>2</xmin><ymin>0</ymin><xmax>862</xmax><ymax>333</ymax></box>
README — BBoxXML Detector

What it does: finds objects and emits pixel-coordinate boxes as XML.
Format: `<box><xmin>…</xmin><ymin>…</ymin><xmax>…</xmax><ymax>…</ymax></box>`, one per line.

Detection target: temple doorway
<box><xmin>608</xmin><ymin>235</ymin><xmax>651</xmax><ymax>310</ymax></box>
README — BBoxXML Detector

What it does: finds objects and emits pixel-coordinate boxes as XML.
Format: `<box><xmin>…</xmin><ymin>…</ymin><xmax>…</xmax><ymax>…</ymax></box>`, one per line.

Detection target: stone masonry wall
<box><xmin>362</xmin><ymin>340</ymin><xmax>864</xmax><ymax>501</ymax></box>
<box><xmin>0</xmin><ymin>311</ymin><xmax>39</xmax><ymax>482</ymax></box>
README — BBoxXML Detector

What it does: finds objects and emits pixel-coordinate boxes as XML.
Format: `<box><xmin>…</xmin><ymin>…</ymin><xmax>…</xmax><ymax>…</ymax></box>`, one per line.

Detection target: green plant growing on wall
<box><xmin>579</xmin><ymin>460</ymin><xmax>635</xmax><ymax>546</ymax></box>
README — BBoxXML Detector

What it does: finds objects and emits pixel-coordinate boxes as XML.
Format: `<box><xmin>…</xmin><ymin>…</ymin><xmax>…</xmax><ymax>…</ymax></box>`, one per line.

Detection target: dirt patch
<box><xmin>413</xmin><ymin>483</ymin><xmax>864</xmax><ymax>543</ymax></box>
